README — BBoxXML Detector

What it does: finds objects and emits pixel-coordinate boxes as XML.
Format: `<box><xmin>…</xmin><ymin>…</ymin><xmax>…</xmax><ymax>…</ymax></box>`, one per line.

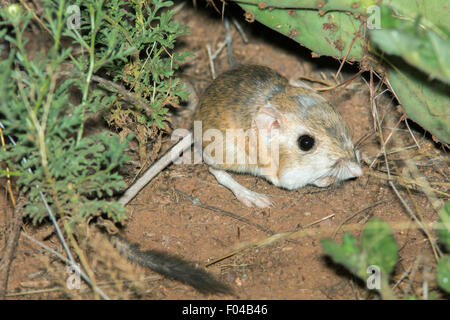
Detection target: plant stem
<box><xmin>76</xmin><ymin>3</ymin><xmax>97</xmax><ymax>146</ymax></box>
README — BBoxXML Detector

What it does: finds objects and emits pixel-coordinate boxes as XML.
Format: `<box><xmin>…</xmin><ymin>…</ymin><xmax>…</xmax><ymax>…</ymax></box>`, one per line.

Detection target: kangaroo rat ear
<box><xmin>254</xmin><ymin>105</ymin><xmax>281</xmax><ymax>176</ymax></box>
<box><xmin>254</xmin><ymin>105</ymin><xmax>281</xmax><ymax>140</ymax></box>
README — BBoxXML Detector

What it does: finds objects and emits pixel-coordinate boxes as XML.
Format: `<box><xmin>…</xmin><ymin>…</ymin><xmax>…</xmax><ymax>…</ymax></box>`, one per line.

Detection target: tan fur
<box><xmin>194</xmin><ymin>65</ymin><xmax>359</xmax><ymax>186</ymax></box>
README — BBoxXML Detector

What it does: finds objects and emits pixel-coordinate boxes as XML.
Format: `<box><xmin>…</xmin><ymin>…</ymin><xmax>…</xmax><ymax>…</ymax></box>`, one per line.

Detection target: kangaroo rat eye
<box><xmin>298</xmin><ymin>134</ymin><xmax>315</xmax><ymax>151</ymax></box>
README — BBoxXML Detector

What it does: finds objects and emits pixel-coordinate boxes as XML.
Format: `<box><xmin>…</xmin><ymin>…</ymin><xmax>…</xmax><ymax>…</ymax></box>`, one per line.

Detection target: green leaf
<box><xmin>370</xmin><ymin>7</ymin><xmax>450</xmax><ymax>85</ymax></box>
<box><xmin>387</xmin><ymin>61</ymin><xmax>450</xmax><ymax>145</ymax></box>
<box><xmin>437</xmin><ymin>256</ymin><xmax>450</xmax><ymax>293</ymax></box>
<box><xmin>361</xmin><ymin>218</ymin><xmax>398</xmax><ymax>275</ymax></box>
<box><xmin>322</xmin><ymin>218</ymin><xmax>398</xmax><ymax>282</ymax></box>
<box><xmin>438</xmin><ymin>202</ymin><xmax>450</xmax><ymax>252</ymax></box>
<box><xmin>322</xmin><ymin>232</ymin><xmax>366</xmax><ymax>280</ymax></box>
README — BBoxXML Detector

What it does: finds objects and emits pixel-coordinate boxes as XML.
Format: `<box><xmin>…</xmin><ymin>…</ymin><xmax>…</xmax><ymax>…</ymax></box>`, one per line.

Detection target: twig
<box><xmin>388</xmin><ymin>182</ymin><xmax>427</xmax><ymax>233</ymax></box>
<box><xmin>334</xmin><ymin>29</ymin><xmax>361</xmax><ymax>80</ymax></box>
<box><xmin>0</xmin><ymin>127</ymin><xmax>15</xmax><ymax>206</ymax></box>
<box><xmin>21</xmin><ymin>233</ymin><xmax>110</xmax><ymax>300</ymax></box>
<box><xmin>118</xmin><ymin>133</ymin><xmax>193</xmax><ymax>205</ymax></box>
<box><xmin>231</xmin><ymin>17</ymin><xmax>248</xmax><ymax>43</ymax></box>
<box><xmin>404</xmin><ymin>118</ymin><xmax>420</xmax><ymax>149</ymax></box>
<box><xmin>1</xmin><ymin>120</ymin><xmax>77</xmax><ymax>271</ymax></box>
<box><xmin>297</xmin><ymin>75</ymin><xmax>333</xmax><ymax>87</ymax></box>
<box><xmin>382</xmin><ymin>114</ymin><xmax>404</xmax><ymax>148</ymax></box>
<box><xmin>174</xmin><ymin>188</ymin><xmax>275</xmax><ymax>235</ymax></box>
<box><xmin>332</xmin><ymin>200</ymin><xmax>387</xmax><ymax>239</ymax></box>
<box><xmin>375</xmin><ymin>79</ymin><xmax>442</xmax><ymax>257</ymax></box>
<box><xmin>206</xmin><ymin>219</ymin><xmax>440</xmax><ymax>268</ymax></box>
<box><xmin>422</xmin><ymin>265</ymin><xmax>431</xmax><ymax>300</ymax></box>
<box><xmin>91</xmin><ymin>74</ymin><xmax>153</xmax><ymax>115</ymax></box>
<box><xmin>368</xmin><ymin>143</ymin><xmax>423</xmax><ymax>169</ymax></box>
<box><xmin>392</xmin><ymin>265</ymin><xmax>412</xmax><ymax>290</ymax></box>
<box><xmin>206</xmin><ymin>0</ymin><xmax>221</xmax><ymax>14</ymax></box>
<box><xmin>0</xmin><ymin>197</ymin><xmax>24</xmax><ymax>299</ymax></box>
<box><xmin>224</xmin><ymin>17</ymin><xmax>235</xmax><ymax>68</ymax></box>
<box><xmin>5</xmin><ymin>287</ymin><xmax>62</xmax><ymax>297</ymax></box>
<box><xmin>4</xmin><ymin>275</ymin><xmax>160</xmax><ymax>297</ymax></box>
<box><xmin>211</xmin><ymin>41</ymin><xmax>227</xmax><ymax>60</ymax></box>
<box><xmin>0</xmin><ymin>121</ymin><xmax>77</xmax><ymax>268</ymax></box>
<box><xmin>316</xmin><ymin>70</ymin><xmax>363</xmax><ymax>92</ymax></box>
<box><xmin>206</xmin><ymin>44</ymin><xmax>216</xmax><ymax>79</ymax></box>
<box><xmin>366</xmin><ymin>171</ymin><xmax>449</xmax><ymax>197</ymax></box>
<box><xmin>388</xmin><ymin>166</ymin><xmax>441</xmax><ymax>261</ymax></box>
<box><xmin>405</xmin><ymin>254</ymin><xmax>422</xmax><ymax>296</ymax></box>
<box><xmin>221</xmin><ymin>0</ymin><xmax>226</xmax><ymax>21</ymax></box>
<box><xmin>171</xmin><ymin>1</ymin><xmax>186</xmax><ymax>15</ymax></box>
<box><xmin>365</xmin><ymin>69</ymin><xmax>441</xmax><ymax>262</ymax></box>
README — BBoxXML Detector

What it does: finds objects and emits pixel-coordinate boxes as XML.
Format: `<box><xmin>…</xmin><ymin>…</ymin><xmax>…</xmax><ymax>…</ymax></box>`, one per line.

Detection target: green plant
<box><xmin>322</xmin><ymin>218</ymin><xmax>398</xmax><ymax>299</ymax></box>
<box><xmin>370</xmin><ymin>6</ymin><xmax>450</xmax><ymax>85</ymax></box>
<box><xmin>90</xmin><ymin>0</ymin><xmax>191</xmax><ymax>161</ymax></box>
<box><xmin>322</xmin><ymin>209</ymin><xmax>450</xmax><ymax>299</ymax></box>
<box><xmin>232</xmin><ymin>0</ymin><xmax>450</xmax><ymax>144</ymax></box>
<box><xmin>437</xmin><ymin>202</ymin><xmax>450</xmax><ymax>293</ymax></box>
<box><xmin>369</xmin><ymin>5</ymin><xmax>450</xmax><ymax>147</ymax></box>
<box><xmin>0</xmin><ymin>0</ymin><xmax>188</xmax><ymax>226</ymax></box>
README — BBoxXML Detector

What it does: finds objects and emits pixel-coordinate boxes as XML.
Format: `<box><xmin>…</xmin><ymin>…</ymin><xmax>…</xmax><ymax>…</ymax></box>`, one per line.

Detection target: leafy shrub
<box><xmin>0</xmin><ymin>0</ymin><xmax>188</xmax><ymax>226</ymax></box>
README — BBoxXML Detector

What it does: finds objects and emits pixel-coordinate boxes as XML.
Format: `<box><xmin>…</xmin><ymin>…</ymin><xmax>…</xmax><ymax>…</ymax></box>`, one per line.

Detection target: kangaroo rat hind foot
<box><xmin>208</xmin><ymin>167</ymin><xmax>274</xmax><ymax>208</ymax></box>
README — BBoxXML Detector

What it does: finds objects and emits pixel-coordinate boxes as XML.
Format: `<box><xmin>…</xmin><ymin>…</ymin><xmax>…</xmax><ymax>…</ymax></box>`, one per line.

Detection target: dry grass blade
<box><xmin>364</xmin><ymin>69</ymin><xmax>443</xmax><ymax>263</ymax></box>
<box><xmin>0</xmin><ymin>197</ymin><xmax>24</xmax><ymax>299</ymax></box>
<box><xmin>206</xmin><ymin>44</ymin><xmax>216</xmax><ymax>79</ymax></box>
<box><xmin>334</xmin><ymin>28</ymin><xmax>361</xmax><ymax>80</ymax></box>
<box><xmin>205</xmin><ymin>214</ymin><xmax>334</xmax><ymax>267</ymax></box>
<box><xmin>0</xmin><ymin>127</ymin><xmax>15</xmax><ymax>207</ymax></box>
<box><xmin>207</xmin><ymin>219</ymin><xmax>440</xmax><ymax>268</ymax></box>
<box><xmin>21</xmin><ymin>232</ymin><xmax>111</xmax><ymax>300</ymax></box>
<box><xmin>332</xmin><ymin>200</ymin><xmax>388</xmax><ymax>239</ymax></box>
<box><xmin>366</xmin><ymin>171</ymin><xmax>450</xmax><ymax>198</ymax></box>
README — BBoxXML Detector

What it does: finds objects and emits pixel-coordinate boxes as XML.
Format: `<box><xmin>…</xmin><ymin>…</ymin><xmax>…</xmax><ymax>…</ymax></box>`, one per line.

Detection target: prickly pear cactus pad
<box><xmin>236</xmin><ymin>0</ymin><xmax>368</xmax><ymax>60</ymax></box>
<box><xmin>234</xmin><ymin>0</ymin><xmax>450</xmax><ymax>144</ymax></box>
<box><xmin>370</xmin><ymin>5</ymin><xmax>450</xmax><ymax>144</ymax></box>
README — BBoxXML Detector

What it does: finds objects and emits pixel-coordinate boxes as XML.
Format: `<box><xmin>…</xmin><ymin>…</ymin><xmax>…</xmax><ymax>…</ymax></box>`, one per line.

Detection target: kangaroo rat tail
<box><xmin>109</xmin><ymin>234</ymin><xmax>231</xmax><ymax>294</ymax></box>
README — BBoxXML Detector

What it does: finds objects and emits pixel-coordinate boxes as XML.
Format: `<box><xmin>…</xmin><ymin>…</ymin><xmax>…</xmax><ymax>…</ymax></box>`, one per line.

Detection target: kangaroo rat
<box><xmin>120</xmin><ymin>65</ymin><xmax>362</xmax><ymax>206</ymax></box>
<box><xmin>192</xmin><ymin>64</ymin><xmax>362</xmax><ymax>207</ymax></box>
<box><xmin>116</xmin><ymin>65</ymin><xmax>362</xmax><ymax>292</ymax></box>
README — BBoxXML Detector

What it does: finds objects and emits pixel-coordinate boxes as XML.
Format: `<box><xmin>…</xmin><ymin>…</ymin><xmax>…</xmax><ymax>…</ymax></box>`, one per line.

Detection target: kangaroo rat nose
<box><xmin>194</xmin><ymin>64</ymin><xmax>362</xmax><ymax>207</ymax></box>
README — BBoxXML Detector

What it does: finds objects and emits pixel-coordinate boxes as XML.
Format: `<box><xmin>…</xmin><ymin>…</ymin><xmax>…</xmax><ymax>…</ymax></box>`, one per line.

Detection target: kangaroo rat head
<box><xmin>254</xmin><ymin>79</ymin><xmax>362</xmax><ymax>190</ymax></box>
